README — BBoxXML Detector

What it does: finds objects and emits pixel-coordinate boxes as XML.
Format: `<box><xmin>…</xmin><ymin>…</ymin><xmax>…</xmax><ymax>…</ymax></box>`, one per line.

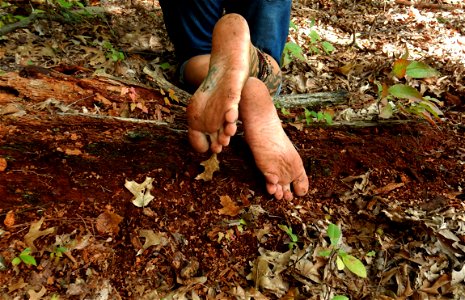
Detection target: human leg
<box><xmin>225</xmin><ymin>0</ymin><xmax>292</xmax><ymax>66</ymax></box>
<box><xmin>185</xmin><ymin>13</ymin><xmax>253</xmax><ymax>153</ymax></box>
<box><xmin>158</xmin><ymin>0</ymin><xmax>222</xmax><ymax>64</ymax></box>
<box><xmin>240</xmin><ymin>77</ymin><xmax>309</xmax><ymax>200</ymax></box>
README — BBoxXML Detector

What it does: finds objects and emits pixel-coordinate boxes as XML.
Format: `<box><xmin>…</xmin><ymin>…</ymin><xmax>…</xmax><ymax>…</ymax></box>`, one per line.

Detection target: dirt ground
<box><xmin>0</xmin><ymin>0</ymin><xmax>465</xmax><ymax>299</ymax></box>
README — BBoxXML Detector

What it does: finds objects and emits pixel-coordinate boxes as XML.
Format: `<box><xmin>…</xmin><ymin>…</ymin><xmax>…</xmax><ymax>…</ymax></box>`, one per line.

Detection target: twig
<box><xmin>274</xmin><ymin>90</ymin><xmax>348</xmax><ymax>108</ymax></box>
<box><xmin>57</xmin><ymin>112</ymin><xmax>187</xmax><ymax>132</ymax></box>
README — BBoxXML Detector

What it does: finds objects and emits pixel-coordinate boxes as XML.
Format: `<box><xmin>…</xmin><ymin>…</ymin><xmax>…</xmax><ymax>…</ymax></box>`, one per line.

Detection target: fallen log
<box><xmin>1</xmin><ymin>66</ymin><xmax>348</xmax><ymax>111</ymax></box>
<box><xmin>1</xmin><ymin>66</ymin><xmax>419</xmax><ymax>130</ymax></box>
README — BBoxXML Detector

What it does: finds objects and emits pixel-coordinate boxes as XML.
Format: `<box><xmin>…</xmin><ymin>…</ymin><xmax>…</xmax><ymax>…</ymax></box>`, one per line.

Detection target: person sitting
<box><xmin>159</xmin><ymin>0</ymin><xmax>309</xmax><ymax>200</ymax></box>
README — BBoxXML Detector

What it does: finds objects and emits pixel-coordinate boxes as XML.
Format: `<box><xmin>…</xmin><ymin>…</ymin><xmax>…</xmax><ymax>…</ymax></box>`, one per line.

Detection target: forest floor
<box><xmin>0</xmin><ymin>0</ymin><xmax>464</xmax><ymax>299</ymax></box>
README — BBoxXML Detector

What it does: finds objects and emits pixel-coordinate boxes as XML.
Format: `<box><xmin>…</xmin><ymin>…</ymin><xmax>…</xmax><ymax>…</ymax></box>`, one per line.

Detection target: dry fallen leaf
<box><xmin>8</xmin><ymin>278</ymin><xmax>27</xmax><ymax>293</ymax></box>
<box><xmin>64</xmin><ymin>148</ymin><xmax>82</xmax><ymax>156</ymax></box>
<box><xmin>96</xmin><ymin>211</ymin><xmax>123</xmax><ymax>235</ymax></box>
<box><xmin>372</xmin><ymin>182</ymin><xmax>404</xmax><ymax>195</ymax></box>
<box><xmin>218</xmin><ymin>195</ymin><xmax>241</xmax><ymax>217</ymax></box>
<box><xmin>195</xmin><ymin>153</ymin><xmax>220</xmax><ymax>181</ymax></box>
<box><xmin>125</xmin><ymin>177</ymin><xmax>155</xmax><ymax>207</ymax></box>
<box><xmin>137</xmin><ymin>229</ymin><xmax>169</xmax><ymax>255</ymax></box>
<box><xmin>27</xmin><ymin>286</ymin><xmax>46</xmax><ymax>300</ymax></box>
<box><xmin>24</xmin><ymin>217</ymin><xmax>55</xmax><ymax>252</ymax></box>
<box><xmin>4</xmin><ymin>210</ymin><xmax>15</xmax><ymax>228</ymax></box>
<box><xmin>0</xmin><ymin>157</ymin><xmax>6</xmax><ymax>172</ymax></box>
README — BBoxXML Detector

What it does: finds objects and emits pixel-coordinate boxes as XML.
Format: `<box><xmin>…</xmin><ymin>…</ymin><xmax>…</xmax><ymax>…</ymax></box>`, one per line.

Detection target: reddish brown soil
<box><xmin>1</xmin><ymin>102</ymin><xmax>464</xmax><ymax>298</ymax></box>
<box><xmin>1</xmin><ymin>0</ymin><xmax>465</xmax><ymax>298</ymax></box>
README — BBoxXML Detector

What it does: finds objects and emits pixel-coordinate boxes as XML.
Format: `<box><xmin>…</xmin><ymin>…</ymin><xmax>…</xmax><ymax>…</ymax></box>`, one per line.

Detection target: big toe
<box><xmin>188</xmin><ymin>129</ymin><xmax>209</xmax><ymax>153</ymax></box>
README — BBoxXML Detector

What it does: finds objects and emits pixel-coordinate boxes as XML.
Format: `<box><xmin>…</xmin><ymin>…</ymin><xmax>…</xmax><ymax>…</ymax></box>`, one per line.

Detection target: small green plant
<box><xmin>49</xmin><ymin>246</ymin><xmax>68</xmax><ymax>263</ymax></box>
<box><xmin>319</xmin><ymin>223</ymin><xmax>367</xmax><ymax>278</ymax></box>
<box><xmin>282</xmin><ymin>41</ymin><xmax>305</xmax><ymax>67</ymax></box>
<box><xmin>227</xmin><ymin>218</ymin><xmax>247</xmax><ymax>233</ymax></box>
<box><xmin>0</xmin><ymin>2</ymin><xmax>28</xmax><ymax>28</ymax></box>
<box><xmin>307</xmin><ymin>19</ymin><xmax>335</xmax><ymax>55</ymax></box>
<box><xmin>282</xmin><ymin>19</ymin><xmax>334</xmax><ymax>67</ymax></box>
<box><xmin>332</xmin><ymin>296</ymin><xmax>349</xmax><ymax>300</ymax></box>
<box><xmin>377</xmin><ymin>50</ymin><xmax>442</xmax><ymax>125</ymax></box>
<box><xmin>304</xmin><ymin>108</ymin><xmax>333</xmax><ymax>125</ymax></box>
<box><xmin>12</xmin><ymin>248</ymin><xmax>37</xmax><ymax>267</ymax></box>
<box><xmin>102</xmin><ymin>41</ymin><xmax>125</xmax><ymax>62</ymax></box>
<box><xmin>278</xmin><ymin>224</ymin><xmax>299</xmax><ymax>249</ymax></box>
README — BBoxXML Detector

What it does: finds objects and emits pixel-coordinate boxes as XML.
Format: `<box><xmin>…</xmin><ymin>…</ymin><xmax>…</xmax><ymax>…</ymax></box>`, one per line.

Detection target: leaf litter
<box><xmin>0</xmin><ymin>0</ymin><xmax>465</xmax><ymax>299</ymax></box>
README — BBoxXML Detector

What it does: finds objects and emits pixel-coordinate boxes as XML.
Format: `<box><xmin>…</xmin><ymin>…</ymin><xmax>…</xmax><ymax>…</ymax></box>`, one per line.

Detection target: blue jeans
<box><xmin>159</xmin><ymin>0</ymin><xmax>292</xmax><ymax>66</ymax></box>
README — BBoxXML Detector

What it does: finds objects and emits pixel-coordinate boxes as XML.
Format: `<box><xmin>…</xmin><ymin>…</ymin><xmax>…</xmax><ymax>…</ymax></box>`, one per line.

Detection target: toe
<box><xmin>188</xmin><ymin>129</ymin><xmax>209</xmax><ymax>153</ymax></box>
<box><xmin>266</xmin><ymin>182</ymin><xmax>277</xmax><ymax>195</ymax></box>
<box><xmin>274</xmin><ymin>185</ymin><xmax>284</xmax><ymax>200</ymax></box>
<box><xmin>223</xmin><ymin>122</ymin><xmax>237</xmax><ymax>137</ymax></box>
<box><xmin>217</xmin><ymin>126</ymin><xmax>232</xmax><ymax>147</ymax></box>
<box><xmin>282</xmin><ymin>184</ymin><xmax>293</xmax><ymax>201</ymax></box>
<box><xmin>209</xmin><ymin>133</ymin><xmax>223</xmax><ymax>153</ymax></box>
<box><xmin>217</xmin><ymin>134</ymin><xmax>230</xmax><ymax>148</ymax></box>
<box><xmin>292</xmin><ymin>172</ymin><xmax>309</xmax><ymax>197</ymax></box>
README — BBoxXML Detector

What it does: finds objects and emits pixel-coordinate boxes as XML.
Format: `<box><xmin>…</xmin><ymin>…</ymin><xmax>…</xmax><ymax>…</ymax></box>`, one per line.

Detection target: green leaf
<box><xmin>332</xmin><ymin>296</ymin><xmax>349</xmax><ymax>300</ymax></box>
<box><xmin>379</xmin><ymin>103</ymin><xmax>393</xmax><ymax>119</ymax></box>
<box><xmin>318</xmin><ymin>249</ymin><xmax>332</xmax><ymax>257</ymax></box>
<box><xmin>388</xmin><ymin>84</ymin><xmax>423</xmax><ymax>102</ymax></box>
<box><xmin>20</xmin><ymin>248</ymin><xmax>32</xmax><ymax>255</ymax></box>
<box><xmin>309</xmin><ymin>30</ymin><xmax>321</xmax><ymax>43</ymax></box>
<box><xmin>278</xmin><ymin>224</ymin><xmax>298</xmax><ymax>242</ymax></box>
<box><xmin>340</xmin><ymin>253</ymin><xmax>367</xmax><ymax>278</ymax></box>
<box><xmin>160</xmin><ymin>62</ymin><xmax>171</xmax><ymax>70</ymax></box>
<box><xmin>418</xmin><ymin>99</ymin><xmax>443</xmax><ymax>118</ymax></box>
<box><xmin>322</xmin><ymin>41</ymin><xmax>335</xmax><ymax>54</ymax></box>
<box><xmin>366</xmin><ymin>250</ymin><xmax>376</xmax><ymax>257</ymax></box>
<box><xmin>323</xmin><ymin>113</ymin><xmax>333</xmax><ymax>125</ymax></box>
<box><xmin>336</xmin><ymin>256</ymin><xmax>345</xmax><ymax>270</ymax></box>
<box><xmin>310</xmin><ymin>45</ymin><xmax>320</xmax><ymax>55</ymax></box>
<box><xmin>406</xmin><ymin>61</ymin><xmax>439</xmax><ymax>78</ymax></box>
<box><xmin>309</xmin><ymin>18</ymin><xmax>316</xmax><ymax>27</ymax></box>
<box><xmin>280</xmin><ymin>107</ymin><xmax>290</xmax><ymax>116</ymax></box>
<box><xmin>282</xmin><ymin>53</ymin><xmax>292</xmax><ymax>67</ymax></box>
<box><xmin>56</xmin><ymin>246</ymin><xmax>68</xmax><ymax>253</ymax></box>
<box><xmin>327</xmin><ymin>223</ymin><xmax>341</xmax><ymax>246</ymax></box>
<box><xmin>12</xmin><ymin>257</ymin><xmax>21</xmax><ymax>266</ymax></box>
<box><xmin>51</xmin><ymin>294</ymin><xmax>60</xmax><ymax>300</ymax></box>
<box><xmin>57</xmin><ymin>0</ymin><xmax>73</xmax><ymax>9</ymax></box>
<box><xmin>20</xmin><ymin>254</ymin><xmax>37</xmax><ymax>266</ymax></box>
<box><xmin>289</xmin><ymin>20</ymin><xmax>298</xmax><ymax>30</ymax></box>
<box><xmin>284</xmin><ymin>42</ymin><xmax>305</xmax><ymax>61</ymax></box>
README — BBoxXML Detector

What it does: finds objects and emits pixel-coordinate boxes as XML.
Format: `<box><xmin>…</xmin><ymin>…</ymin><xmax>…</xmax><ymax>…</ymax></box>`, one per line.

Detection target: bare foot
<box><xmin>240</xmin><ymin>78</ymin><xmax>309</xmax><ymax>200</ymax></box>
<box><xmin>187</xmin><ymin>14</ymin><xmax>252</xmax><ymax>153</ymax></box>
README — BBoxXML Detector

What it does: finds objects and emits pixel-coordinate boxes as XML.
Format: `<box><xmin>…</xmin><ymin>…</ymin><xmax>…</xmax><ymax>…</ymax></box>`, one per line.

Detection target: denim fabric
<box><xmin>159</xmin><ymin>0</ymin><xmax>291</xmax><ymax>65</ymax></box>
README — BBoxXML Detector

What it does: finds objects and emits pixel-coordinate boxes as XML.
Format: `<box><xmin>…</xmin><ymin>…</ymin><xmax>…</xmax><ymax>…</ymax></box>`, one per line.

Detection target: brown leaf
<box><xmin>64</xmin><ymin>148</ymin><xmax>82</xmax><ymax>156</ymax></box>
<box><xmin>218</xmin><ymin>195</ymin><xmax>241</xmax><ymax>217</ymax></box>
<box><xmin>0</xmin><ymin>157</ymin><xmax>6</xmax><ymax>172</ymax></box>
<box><xmin>24</xmin><ymin>218</ymin><xmax>55</xmax><ymax>252</ymax></box>
<box><xmin>96</xmin><ymin>211</ymin><xmax>123</xmax><ymax>235</ymax></box>
<box><xmin>4</xmin><ymin>210</ymin><xmax>15</xmax><ymax>228</ymax></box>
<box><xmin>137</xmin><ymin>229</ymin><xmax>169</xmax><ymax>255</ymax></box>
<box><xmin>195</xmin><ymin>153</ymin><xmax>220</xmax><ymax>181</ymax></box>
<box><xmin>335</xmin><ymin>62</ymin><xmax>355</xmax><ymax>76</ymax></box>
<box><xmin>372</xmin><ymin>182</ymin><xmax>404</xmax><ymax>195</ymax></box>
<box><xmin>27</xmin><ymin>286</ymin><xmax>46</xmax><ymax>300</ymax></box>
